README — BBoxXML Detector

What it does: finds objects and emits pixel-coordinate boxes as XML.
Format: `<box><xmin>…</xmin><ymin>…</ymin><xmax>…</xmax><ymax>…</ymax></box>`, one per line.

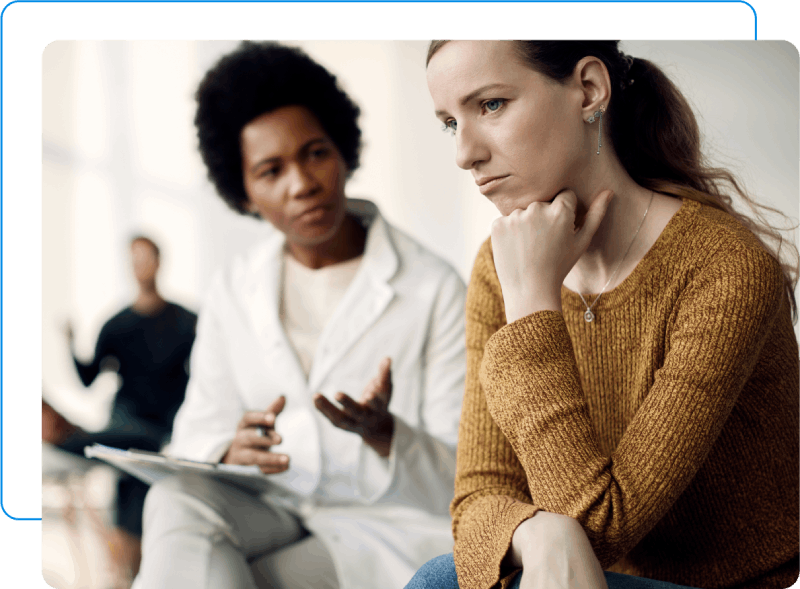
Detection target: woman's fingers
<box><xmin>335</xmin><ymin>392</ymin><xmax>369</xmax><ymax>416</ymax></box>
<box><xmin>237</xmin><ymin>395</ymin><xmax>286</xmax><ymax>430</ymax></box>
<box><xmin>362</xmin><ymin>357</ymin><xmax>393</xmax><ymax>407</ymax></box>
<box><xmin>265</xmin><ymin>395</ymin><xmax>287</xmax><ymax>416</ymax></box>
<box><xmin>242</xmin><ymin>427</ymin><xmax>281</xmax><ymax>447</ymax></box>
<box><xmin>250</xmin><ymin>450</ymin><xmax>290</xmax><ymax>474</ymax></box>
<box><xmin>224</xmin><ymin>443</ymin><xmax>289</xmax><ymax>472</ymax></box>
<box><xmin>314</xmin><ymin>394</ymin><xmax>360</xmax><ymax>432</ymax></box>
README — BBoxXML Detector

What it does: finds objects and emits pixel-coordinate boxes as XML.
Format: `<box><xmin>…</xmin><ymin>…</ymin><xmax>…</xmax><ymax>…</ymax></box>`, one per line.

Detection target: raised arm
<box><xmin>451</xmin><ymin>241</ymin><xmax>540</xmax><ymax>589</ymax></box>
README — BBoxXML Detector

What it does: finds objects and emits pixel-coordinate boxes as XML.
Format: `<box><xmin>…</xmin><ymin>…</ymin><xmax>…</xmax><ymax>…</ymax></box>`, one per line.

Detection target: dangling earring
<box><xmin>586</xmin><ymin>106</ymin><xmax>605</xmax><ymax>155</ymax></box>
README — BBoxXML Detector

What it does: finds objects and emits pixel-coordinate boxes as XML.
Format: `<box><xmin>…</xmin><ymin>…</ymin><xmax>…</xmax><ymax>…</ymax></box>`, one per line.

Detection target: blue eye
<box><xmin>483</xmin><ymin>99</ymin><xmax>505</xmax><ymax>113</ymax></box>
<box><xmin>442</xmin><ymin>119</ymin><xmax>457</xmax><ymax>135</ymax></box>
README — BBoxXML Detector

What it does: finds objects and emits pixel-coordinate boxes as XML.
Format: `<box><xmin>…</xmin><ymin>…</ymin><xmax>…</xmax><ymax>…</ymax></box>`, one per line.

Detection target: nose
<box><xmin>454</xmin><ymin>122</ymin><xmax>489</xmax><ymax>171</ymax></box>
<box><xmin>286</xmin><ymin>162</ymin><xmax>319</xmax><ymax>199</ymax></box>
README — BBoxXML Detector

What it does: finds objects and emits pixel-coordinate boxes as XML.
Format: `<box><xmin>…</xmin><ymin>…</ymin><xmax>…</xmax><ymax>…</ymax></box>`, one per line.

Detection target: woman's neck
<box><xmin>286</xmin><ymin>213</ymin><xmax>367</xmax><ymax>270</ymax></box>
<box><xmin>563</xmin><ymin>161</ymin><xmax>672</xmax><ymax>295</ymax></box>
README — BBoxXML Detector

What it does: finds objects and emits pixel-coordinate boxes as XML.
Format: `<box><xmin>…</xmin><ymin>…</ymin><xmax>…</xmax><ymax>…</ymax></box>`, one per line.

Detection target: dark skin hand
<box><xmin>42</xmin><ymin>400</ymin><xmax>77</xmax><ymax>445</ymax></box>
<box><xmin>314</xmin><ymin>357</ymin><xmax>395</xmax><ymax>458</ymax></box>
<box><xmin>221</xmin><ymin>395</ymin><xmax>290</xmax><ymax>474</ymax></box>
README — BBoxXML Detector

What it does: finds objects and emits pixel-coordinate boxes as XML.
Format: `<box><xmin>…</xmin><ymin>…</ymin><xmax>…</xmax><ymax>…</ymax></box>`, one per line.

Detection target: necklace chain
<box><xmin>578</xmin><ymin>191</ymin><xmax>654</xmax><ymax>323</ymax></box>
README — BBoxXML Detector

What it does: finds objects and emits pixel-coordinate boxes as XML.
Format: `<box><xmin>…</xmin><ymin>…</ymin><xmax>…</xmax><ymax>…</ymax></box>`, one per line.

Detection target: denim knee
<box><xmin>405</xmin><ymin>553</ymin><xmax>460</xmax><ymax>589</ymax></box>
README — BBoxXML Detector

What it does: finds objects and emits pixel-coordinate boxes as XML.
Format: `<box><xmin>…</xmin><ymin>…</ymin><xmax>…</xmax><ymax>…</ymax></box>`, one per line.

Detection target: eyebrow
<box><xmin>434</xmin><ymin>83</ymin><xmax>513</xmax><ymax>118</ymax></box>
<box><xmin>248</xmin><ymin>137</ymin><xmax>329</xmax><ymax>173</ymax></box>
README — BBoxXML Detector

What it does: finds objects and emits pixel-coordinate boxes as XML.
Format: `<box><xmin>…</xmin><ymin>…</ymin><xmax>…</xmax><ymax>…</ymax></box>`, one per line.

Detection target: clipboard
<box><xmin>84</xmin><ymin>443</ymin><xmax>274</xmax><ymax>492</ymax></box>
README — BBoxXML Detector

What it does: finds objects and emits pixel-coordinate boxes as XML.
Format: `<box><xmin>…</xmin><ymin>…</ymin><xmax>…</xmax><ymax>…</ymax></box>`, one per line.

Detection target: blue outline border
<box><xmin>1</xmin><ymin>0</ymin><xmax>759</xmax><ymax>522</ymax></box>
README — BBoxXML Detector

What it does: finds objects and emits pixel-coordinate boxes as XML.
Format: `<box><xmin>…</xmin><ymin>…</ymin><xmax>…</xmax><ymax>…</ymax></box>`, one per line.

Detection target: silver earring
<box><xmin>587</xmin><ymin>106</ymin><xmax>605</xmax><ymax>155</ymax></box>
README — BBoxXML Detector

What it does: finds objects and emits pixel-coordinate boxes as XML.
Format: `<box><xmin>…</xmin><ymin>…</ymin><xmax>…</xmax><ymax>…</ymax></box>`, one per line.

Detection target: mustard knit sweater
<box><xmin>453</xmin><ymin>199</ymin><xmax>799</xmax><ymax>589</ymax></box>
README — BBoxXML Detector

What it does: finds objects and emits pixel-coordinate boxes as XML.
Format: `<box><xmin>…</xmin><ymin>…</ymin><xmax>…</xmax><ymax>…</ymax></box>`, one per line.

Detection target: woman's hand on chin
<box><xmin>490</xmin><ymin>189</ymin><xmax>614</xmax><ymax>323</ymax></box>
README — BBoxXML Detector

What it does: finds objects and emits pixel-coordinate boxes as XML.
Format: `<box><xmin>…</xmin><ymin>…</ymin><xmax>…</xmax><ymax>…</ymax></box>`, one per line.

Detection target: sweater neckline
<box><xmin>561</xmin><ymin>197</ymin><xmax>699</xmax><ymax>313</ymax></box>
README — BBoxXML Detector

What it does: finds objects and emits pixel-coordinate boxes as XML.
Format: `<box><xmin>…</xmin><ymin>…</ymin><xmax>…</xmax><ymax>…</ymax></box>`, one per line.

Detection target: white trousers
<box><xmin>132</xmin><ymin>473</ymin><xmax>339</xmax><ymax>589</ymax></box>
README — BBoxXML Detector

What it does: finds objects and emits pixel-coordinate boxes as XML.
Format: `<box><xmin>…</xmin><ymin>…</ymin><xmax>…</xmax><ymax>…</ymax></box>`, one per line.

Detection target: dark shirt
<box><xmin>72</xmin><ymin>302</ymin><xmax>197</xmax><ymax>436</ymax></box>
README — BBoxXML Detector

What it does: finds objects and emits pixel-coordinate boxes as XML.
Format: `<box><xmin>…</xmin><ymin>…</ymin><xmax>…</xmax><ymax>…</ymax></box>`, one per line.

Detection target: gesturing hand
<box><xmin>314</xmin><ymin>357</ymin><xmax>395</xmax><ymax>458</ymax></box>
<box><xmin>221</xmin><ymin>395</ymin><xmax>290</xmax><ymax>474</ymax></box>
<box><xmin>490</xmin><ymin>189</ymin><xmax>614</xmax><ymax>323</ymax></box>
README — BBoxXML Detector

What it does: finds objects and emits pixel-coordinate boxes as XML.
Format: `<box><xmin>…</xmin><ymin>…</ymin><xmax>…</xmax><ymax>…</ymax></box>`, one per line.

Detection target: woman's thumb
<box><xmin>577</xmin><ymin>190</ymin><xmax>614</xmax><ymax>247</ymax></box>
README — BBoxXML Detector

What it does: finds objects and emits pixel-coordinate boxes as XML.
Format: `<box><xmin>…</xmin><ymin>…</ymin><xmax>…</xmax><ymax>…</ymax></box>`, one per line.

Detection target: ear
<box><xmin>573</xmin><ymin>56</ymin><xmax>611</xmax><ymax>121</ymax></box>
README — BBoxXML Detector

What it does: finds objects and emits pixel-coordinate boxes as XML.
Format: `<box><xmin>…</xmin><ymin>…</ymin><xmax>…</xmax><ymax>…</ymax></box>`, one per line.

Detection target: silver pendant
<box><xmin>584</xmin><ymin>309</ymin><xmax>595</xmax><ymax>323</ymax></box>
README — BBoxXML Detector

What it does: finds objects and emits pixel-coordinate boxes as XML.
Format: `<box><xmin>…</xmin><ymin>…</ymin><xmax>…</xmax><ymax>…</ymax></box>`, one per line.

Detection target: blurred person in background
<box><xmin>132</xmin><ymin>41</ymin><xmax>466</xmax><ymax>589</ymax></box>
<box><xmin>42</xmin><ymin>235</ymin><xmax>197</xmax><ymax>576</ymax></box>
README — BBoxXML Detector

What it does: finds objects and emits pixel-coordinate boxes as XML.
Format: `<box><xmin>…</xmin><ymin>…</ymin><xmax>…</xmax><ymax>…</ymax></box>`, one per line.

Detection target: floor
<box><xmin>42</xmin><ymin>444</ymin><xmax>134</xmax><ymax>589</ymax></box>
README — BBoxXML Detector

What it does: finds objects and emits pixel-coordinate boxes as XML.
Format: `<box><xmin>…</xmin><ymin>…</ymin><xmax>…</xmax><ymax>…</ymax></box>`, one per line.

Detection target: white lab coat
<box><xmin>168</xmin><ymin>200</ymin><xmax>466</xmax><ymax>589</ymax></box>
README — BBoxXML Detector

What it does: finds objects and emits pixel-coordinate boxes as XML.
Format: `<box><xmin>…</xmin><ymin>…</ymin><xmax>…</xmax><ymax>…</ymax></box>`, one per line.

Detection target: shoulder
<box><xmin>165</xmin><ymin>302</ymin><xmax>199</xmax><ymax>332</ymax></box>
<box><xmin>167</xmin><ymin>301</ymin><xmax>198</xmax><ymax>320</ymax></box>
<box><xmin>669</xmin><ymin>200</ymin><xmax>786</xmax><ymax>318</ymax></box>
<box><xmin>678</xmin><ymin>200</ymin><xmax>782</xmax><ymax>282</ymax></box>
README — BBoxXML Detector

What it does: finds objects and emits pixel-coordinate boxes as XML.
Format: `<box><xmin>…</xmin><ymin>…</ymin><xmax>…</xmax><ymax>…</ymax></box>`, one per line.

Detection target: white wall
<box><xmin>42</xmin><ymin>41</ymin><xmax>799</xmax><ymax>424</ymax></box>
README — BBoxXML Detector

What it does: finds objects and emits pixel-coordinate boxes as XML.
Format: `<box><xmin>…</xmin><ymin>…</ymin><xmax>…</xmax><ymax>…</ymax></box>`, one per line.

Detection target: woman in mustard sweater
<box><xmin>408</xmin><ymin>41</ymin><xmax>799</xmax><ymax>589</ymax></box>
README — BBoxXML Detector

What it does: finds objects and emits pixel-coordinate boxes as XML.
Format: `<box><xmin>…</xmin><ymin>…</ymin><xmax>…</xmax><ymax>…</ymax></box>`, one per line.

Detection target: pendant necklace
<box><xmin>577</xmin><ymin>191</ymin><xmax>654</xmax><ymax>323</ymax></box>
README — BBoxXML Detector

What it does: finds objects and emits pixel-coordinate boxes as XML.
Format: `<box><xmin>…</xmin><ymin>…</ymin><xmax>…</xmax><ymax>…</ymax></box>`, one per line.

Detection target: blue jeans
<box><xmin>405</xmin><ymin>554</ymin><xmax>695</xmax><ymax>589</ymax></box>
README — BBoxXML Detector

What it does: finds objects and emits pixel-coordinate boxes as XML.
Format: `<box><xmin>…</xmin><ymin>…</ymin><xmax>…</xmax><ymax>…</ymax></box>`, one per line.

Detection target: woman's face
<box><xmin>426</xmin><ymin>41</ymin><xmax>590</xmax><ymax>216</ymax></box>
<box><xmin>240</xmin><ymin>105</ymin><xmax>348</xmax><ymax>246</ymax></box>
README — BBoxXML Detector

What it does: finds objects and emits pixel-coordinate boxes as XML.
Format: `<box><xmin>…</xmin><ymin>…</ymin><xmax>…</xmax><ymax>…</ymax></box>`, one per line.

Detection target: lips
<box><xmin>476</xmin><ymin>175</ymin><xmax>507</xmax><ymax>186</ymax></box>
<box><xmin>476</xmin><ymin>175</ymin><xmax>509</xmax><ymax>195</ymax></box>
<box><xmin>294</xmin><ymin>203</ymin><xmax>331</xmax><ymax>222</ymax></box>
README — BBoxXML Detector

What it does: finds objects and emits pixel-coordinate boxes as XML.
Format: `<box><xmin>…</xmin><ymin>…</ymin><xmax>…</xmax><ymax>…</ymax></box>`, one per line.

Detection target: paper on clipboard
<box><xmin>84</xmin><ymin>443</ymin><xmax>274</xmax><ymax>492</ymax></box>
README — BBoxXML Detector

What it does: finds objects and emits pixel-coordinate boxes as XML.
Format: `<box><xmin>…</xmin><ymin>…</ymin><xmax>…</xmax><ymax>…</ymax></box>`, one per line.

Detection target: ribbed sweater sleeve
<box><xmin>451</xmin><ymin>239</ymin><xmax>538</xmax><ymax>589</ymax></box>
<box><xmin>478</xmin><ymin>238</ymin><xmax>785</xmax><ymax>569</ymax></box>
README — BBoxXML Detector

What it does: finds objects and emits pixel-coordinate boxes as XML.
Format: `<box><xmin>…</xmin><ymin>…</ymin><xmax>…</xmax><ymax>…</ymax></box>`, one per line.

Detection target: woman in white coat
<box><xmin>133</xmin><ymin>42</ymin><xmax>466</xmax><ymax>589</ymax></box>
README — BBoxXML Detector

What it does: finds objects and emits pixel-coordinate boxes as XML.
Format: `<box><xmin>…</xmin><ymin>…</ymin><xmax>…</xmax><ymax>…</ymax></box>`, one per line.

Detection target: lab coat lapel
<box><xmin>308</xmin><ymin>208</ymin><xmax>399</xmax><ymax>392</ymax></box>
<box><xmin>240</xmin><ymin>233</ymin><xmax>308</xmax><ymax>393</ymax></box>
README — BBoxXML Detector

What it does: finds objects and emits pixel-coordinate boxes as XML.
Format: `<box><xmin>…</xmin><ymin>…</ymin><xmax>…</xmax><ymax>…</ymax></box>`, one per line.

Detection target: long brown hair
<box><xmin>427</xmin><ymin>41</ymin><xmax>798</xmax><ymax>321</ymax></box>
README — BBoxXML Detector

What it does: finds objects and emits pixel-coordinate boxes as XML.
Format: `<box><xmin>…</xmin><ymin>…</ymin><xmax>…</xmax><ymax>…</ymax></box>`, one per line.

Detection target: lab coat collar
<box><xmin>240</xmin><ymin>199</ymin><xmax>400</xmax><ymax>392</ymax></box>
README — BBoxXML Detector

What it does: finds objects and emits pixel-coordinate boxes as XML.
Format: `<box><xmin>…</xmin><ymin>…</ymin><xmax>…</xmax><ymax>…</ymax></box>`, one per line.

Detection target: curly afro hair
<box><xmin>194</xmin><ymin>41</ymin><xmax>362</xmax><ymax>214</ymax></box>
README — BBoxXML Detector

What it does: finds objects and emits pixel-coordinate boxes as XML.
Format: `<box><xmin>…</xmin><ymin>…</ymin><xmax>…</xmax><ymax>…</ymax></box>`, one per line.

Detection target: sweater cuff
<box><xmin>454</xmin><ymin>497</ymin><xmax>539</xmax><ymax>589</ymax></box>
